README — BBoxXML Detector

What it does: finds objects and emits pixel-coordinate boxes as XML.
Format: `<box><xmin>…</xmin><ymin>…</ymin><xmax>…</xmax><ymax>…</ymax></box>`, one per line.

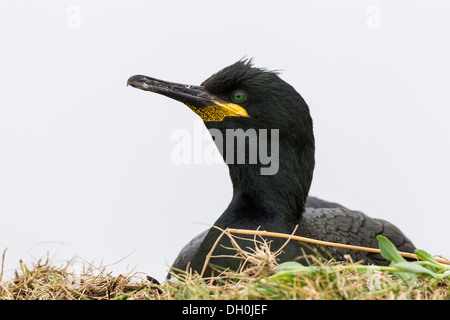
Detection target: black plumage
<box><xmin>128</xmin><ymin>59</ymin><xmax>415</xmax><ymax>278</ymax></box>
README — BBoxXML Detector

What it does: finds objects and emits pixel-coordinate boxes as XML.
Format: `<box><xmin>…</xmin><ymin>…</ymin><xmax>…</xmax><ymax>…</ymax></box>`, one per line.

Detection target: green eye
<box><xmin>231</xmin><ymin>90</ymin><xmax>247</xmax><ymax>103</ymax></box>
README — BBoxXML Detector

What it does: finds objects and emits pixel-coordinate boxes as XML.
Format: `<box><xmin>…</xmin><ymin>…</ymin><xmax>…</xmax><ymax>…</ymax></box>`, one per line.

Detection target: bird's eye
<box><xmin>231</xmin><ymin>90</ymin><xmax>247</xmax><ymax>103</ymax></box>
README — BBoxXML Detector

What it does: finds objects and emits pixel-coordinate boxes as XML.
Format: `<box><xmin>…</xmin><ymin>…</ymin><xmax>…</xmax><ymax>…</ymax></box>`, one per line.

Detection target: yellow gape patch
<box><xmin>186</xmin><ymin>100</ymin><xmax>249</xmax><ymax>122</ymax></box>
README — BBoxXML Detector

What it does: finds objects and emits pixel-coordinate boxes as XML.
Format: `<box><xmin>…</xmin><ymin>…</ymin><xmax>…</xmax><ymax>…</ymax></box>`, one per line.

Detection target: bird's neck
<box><xmin>218</xmin><ymin>137</ymin><xmax>315</xmax><ymax>230</ymax></box>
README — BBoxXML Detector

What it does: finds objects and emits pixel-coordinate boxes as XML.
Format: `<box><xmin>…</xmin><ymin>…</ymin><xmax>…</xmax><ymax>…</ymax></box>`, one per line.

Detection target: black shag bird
<box><xmin>128</xmin><ymin>59</ymin><xmax>415</xmax><ymax>277</ymax></box>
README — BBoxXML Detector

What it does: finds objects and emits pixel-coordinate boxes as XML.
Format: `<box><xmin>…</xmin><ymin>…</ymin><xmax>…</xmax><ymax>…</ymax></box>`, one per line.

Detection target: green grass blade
<box><xmin>272</xmin><ymin>262</ymin><xmax>320</xmax><ymax>279</ymax></box>
<box><xmin>275</xmin><ymin>261</ymin><xmax>303</xmax><ymax>273</ymax></box>
<box><xmin>414</xmin><ymin>249</ymin><xmax>444</xmax><ymax>268</ymax></box>
<box><xmin>392</xmin><ymin>262</ymin><xmax>441</xmax><ymax>279</ymax></box>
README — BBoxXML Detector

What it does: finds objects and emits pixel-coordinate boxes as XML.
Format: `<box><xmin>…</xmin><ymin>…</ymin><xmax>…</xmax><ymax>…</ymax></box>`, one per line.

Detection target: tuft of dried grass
<box><xmin>0</xmin><ymin>249</ymin><xmax>161</xmax><ymax>300</ymax></box>
<box><xmin>1</xmin><ymin>231</ymin><xmax>449</xmax><ymax>300</ymax></box>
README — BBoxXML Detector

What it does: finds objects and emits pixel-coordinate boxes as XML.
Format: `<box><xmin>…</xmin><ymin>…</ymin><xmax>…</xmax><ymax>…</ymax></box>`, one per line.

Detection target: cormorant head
<box><xmin>128</xmin><ymin>59</ymin><xmax>312</xmax><ymax>133</ymax></box>
<box><xmin>128</xmin><ymin>59</ymin><xmax>315</xmax><ymax>213</ymax></box>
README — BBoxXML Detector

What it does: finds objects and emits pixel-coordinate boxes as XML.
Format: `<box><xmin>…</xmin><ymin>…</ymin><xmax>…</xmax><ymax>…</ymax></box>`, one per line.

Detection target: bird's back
<box><xmin>295</xmin><ymin>207</ymin><xmax>415</xmax><ymax>265</ymax></box>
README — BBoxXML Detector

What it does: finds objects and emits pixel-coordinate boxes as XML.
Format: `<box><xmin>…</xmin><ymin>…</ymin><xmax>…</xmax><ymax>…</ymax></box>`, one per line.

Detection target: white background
<box><xmin>1</xmin><ymin>1</ymin><xmax>449</xmax><ymax>282</ymax></box>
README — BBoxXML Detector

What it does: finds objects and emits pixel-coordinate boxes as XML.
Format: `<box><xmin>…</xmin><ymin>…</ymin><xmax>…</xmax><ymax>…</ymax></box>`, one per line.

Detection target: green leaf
<box><xmin>414</xmin><ymin>249</ymin><xmax>442</xmax><ymax>267</ymax></box>
<box><xmin>377</xmin><ymin>235</ymin><xmax>406</xmax><ymax>264</ymax></box>
<box><xmin>392</xmin><ymin>262</ymin><xmax>440</xmax><ymax>279</ymax></box>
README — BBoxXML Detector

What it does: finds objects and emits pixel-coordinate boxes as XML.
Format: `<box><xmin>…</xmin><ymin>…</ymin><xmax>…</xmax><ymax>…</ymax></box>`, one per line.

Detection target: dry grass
<box><xmin>0</xmin><ymin>253</ymin><xmax>161</xmax><ymax>300</ymax></box>
<box><xmin>163</xmin><ymin>235</ymin><xmax>450</xmax><ymax>300</ymax></box>
<box><xmin>1</xmin><ymin>234</ymin><xmax>449</xmax><ymax>300</ymax></box>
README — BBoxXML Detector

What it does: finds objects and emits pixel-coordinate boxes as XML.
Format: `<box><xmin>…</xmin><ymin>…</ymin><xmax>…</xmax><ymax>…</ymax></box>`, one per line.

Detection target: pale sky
<box><xmin>1</xmin><ymin>1</ymin><xmax>449</xmax><ymax>282</ymax></box>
